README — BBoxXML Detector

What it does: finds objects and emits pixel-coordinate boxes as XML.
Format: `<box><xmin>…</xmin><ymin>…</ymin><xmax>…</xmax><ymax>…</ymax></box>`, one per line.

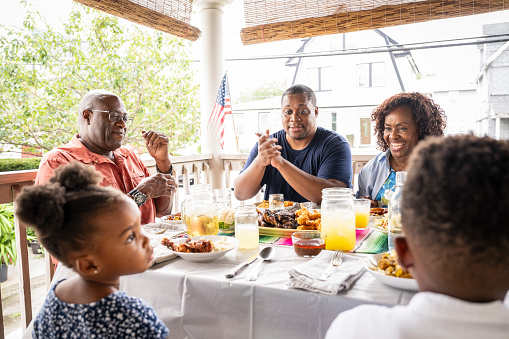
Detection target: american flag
<box><xmin>207</xmin><ymin>73</ymin><xmax>232</xmax><ymax>149</ymax></box>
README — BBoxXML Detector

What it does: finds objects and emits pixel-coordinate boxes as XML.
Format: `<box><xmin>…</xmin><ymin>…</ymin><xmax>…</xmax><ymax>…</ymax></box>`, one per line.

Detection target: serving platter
<box><xmin>258</xmin><ymin>226</ymin><xmax>299</xmax><ymax>237</ymax></box>
<box><xmin>364</xmin><ymin>254</ymin><xmax>419</xmax><ymax>292</ymax></box>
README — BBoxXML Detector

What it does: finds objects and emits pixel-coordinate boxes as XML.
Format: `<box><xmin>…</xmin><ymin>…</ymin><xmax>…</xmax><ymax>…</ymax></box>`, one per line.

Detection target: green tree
<box><xmin>0</xmin><ymin>2</ymin><xmax>200</xmax><ymax>154</ymax></box>
<box><xmin>234</xmin><ymin>80</ymin><xmax>287</xmax><ymax>105</ymax></box>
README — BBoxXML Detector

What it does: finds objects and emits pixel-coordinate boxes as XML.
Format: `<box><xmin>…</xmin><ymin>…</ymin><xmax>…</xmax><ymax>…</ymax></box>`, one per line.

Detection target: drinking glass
<box><xmin>269</xmin><ymin>194</ymin><xmax>284</xmax><ymax>211</ymax></box>
<box><xmin>321</xmin><ymin>188</ymin><xmax>355</xmax><ymax>251</ymax></box>
<box><xmin>354</xmin><ymin>199</ymin><xmax>371</xmax><ymax>228</ymax></box>
<box><xmin>235</xmin><ymin>205</ymin><xmax>259</xmax><ymax>250</ymax></box>
<box><xmin>213</xmin><ymin>188</ymin><xmax>232</xmax><ymax>211</ymax></box>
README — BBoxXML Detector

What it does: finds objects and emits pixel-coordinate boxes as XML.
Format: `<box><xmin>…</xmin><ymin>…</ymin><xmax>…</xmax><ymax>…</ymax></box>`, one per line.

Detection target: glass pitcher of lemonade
<box><xmin>181</xmin><ymin>184</ymin><xmax>219</xmax><ymax>237</ymax></box>
<box><xmin>321</xmin><ymin>188</ymin><xmax>355</xmax><ymax>251</ymax></box>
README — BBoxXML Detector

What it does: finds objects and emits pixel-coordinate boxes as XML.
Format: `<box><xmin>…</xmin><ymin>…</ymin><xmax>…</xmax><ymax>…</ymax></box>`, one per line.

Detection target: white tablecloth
<box><xmin>23</xmin><ymin>244</ymin><xmax>419</xmax><ymax>339</ymax></box>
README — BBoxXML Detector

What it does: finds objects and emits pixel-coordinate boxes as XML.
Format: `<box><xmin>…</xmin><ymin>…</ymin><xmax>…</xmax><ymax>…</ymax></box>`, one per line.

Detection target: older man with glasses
<box><xmin>36</xmin><ymin>89</ymin><xmax>177</xmax><ymax>225</ymax></box>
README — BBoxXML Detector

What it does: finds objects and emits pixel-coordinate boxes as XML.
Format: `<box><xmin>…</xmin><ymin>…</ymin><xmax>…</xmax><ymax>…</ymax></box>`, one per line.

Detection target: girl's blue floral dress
<box><xmin>33</xmin><ymin>279</ymin><xmax>169</xmax><ymax>338</ymax></box>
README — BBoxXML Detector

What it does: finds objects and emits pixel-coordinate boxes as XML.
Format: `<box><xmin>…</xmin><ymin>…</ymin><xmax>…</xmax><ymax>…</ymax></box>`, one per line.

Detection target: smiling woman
<box><xmin>355</xmin><ymin>92</ymin><xmax>447</xmax><ymax>207</ymax></box>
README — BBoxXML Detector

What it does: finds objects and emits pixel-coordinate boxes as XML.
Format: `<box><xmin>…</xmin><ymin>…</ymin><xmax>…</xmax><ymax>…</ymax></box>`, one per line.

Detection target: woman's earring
<box><xmin>94</xmin><ymin>270</ymin><xmax>98</xmax><ymax>274</ymax></box>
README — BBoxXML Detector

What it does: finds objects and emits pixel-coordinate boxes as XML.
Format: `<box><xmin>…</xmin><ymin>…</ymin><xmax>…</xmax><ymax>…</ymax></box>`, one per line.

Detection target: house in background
<box><xmin>228</xmin><ymin>29</ymin><xmax>479</xmax><ymax>154</ymax></box>
<box><xmin>476</xmin><ymin>22</ymin><xmax>509</xmax><ymax>139</ymax></box>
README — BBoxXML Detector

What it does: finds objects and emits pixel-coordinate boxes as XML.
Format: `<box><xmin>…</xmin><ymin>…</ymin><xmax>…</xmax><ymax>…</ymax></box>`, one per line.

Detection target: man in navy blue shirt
<box><xmin>234</xmin><ymin>84</ymin><xmax>352</xmax><ymax>204</ymax></box>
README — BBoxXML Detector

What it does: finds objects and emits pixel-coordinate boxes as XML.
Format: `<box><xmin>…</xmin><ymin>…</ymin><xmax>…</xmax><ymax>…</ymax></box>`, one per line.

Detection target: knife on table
<box><xmin>225</xmin><ymin>252</ymin><xmax>259</xmax><ymax>278</ymax></box>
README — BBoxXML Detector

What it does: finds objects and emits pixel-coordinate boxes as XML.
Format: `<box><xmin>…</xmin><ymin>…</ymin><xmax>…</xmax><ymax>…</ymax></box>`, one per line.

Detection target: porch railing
<box><xmin>0</xmin><ymin>152</ymin><xmax>375</xmax><ymax>338</ymax></box>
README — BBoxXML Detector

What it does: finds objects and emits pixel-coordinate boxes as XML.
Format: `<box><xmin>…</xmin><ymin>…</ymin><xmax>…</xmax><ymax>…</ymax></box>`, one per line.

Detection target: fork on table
<box><xmin>317</xmin><ymin>250</ymin><xmax>343</xmax><ymax>281</ymax></box>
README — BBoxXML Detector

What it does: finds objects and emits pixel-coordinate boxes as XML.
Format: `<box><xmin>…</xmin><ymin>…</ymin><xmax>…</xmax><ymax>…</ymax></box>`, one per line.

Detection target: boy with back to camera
<box><xmin>326</xmin><ymin>134</ymin><xmax>509</xmax><ymax>338</ymax></box>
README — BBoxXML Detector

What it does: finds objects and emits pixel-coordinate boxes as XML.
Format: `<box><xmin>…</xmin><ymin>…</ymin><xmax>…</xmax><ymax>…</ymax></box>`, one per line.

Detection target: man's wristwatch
<box><xmin>128</xmin><ymin>189</ymin><xmax>147</xmax><ymax>207</ymax></box>
<box><xmin>156</xmin><ymin>163</ymin><xmax>173</xmax><ymax>174</ymax></box>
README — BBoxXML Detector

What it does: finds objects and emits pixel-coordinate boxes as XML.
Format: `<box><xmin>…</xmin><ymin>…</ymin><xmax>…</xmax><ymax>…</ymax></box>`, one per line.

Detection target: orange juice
<box><xmin>354</xmin><ymin>199</ymin><xmax>371</xmax><ymax>229</ymax></box>
<box><xmin>355</xmin><ymin>211</ymin><xmax>369</xmax><ymax>228</ymax></box>
<box><xmin>321</xmin><ymin>214</ymin><xmax>356</xmax><ymax>251</ymax></box>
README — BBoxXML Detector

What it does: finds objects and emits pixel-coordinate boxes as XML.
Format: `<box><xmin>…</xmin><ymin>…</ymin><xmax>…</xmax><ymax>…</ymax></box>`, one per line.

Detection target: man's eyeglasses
<box><xmin>86</xmin><ymin>109</ymin><xmax>133</xmax><ymax>124</ymax></box>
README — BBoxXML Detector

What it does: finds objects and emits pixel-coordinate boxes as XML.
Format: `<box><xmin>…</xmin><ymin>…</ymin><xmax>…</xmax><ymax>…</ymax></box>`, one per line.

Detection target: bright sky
<box><xmin>2</xmin><ymin>0</ymin><xmax>509</xmax><ymax>96</ymax></box>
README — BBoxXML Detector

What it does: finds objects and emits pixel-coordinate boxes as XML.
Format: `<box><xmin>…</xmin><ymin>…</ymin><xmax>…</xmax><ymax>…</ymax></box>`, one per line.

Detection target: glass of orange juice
<box><xmin>354</xmin><ymin>199</ymin><xmax>371</xmax><ymax>228</ymax></box>
<box><xmin>321</xmin><ymin>188</ymin><xmax>355</xmax><ymax>251</ymax></box>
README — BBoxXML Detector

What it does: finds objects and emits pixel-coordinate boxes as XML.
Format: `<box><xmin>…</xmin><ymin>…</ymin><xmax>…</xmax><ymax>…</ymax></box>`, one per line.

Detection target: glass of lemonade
<box><xmin>235</xmin><ymin>205</ymin><xmax>259</xmax><ymax>250</ymax></box>
<box><xmin>354</xmin><ymin>199</ymin><xmax>371</xmax><ymax>228</ymax></box>
<box><xmin>320</xmin><ymin>188</ymin><xmax>355</xmax><ymax>251</ymax></box>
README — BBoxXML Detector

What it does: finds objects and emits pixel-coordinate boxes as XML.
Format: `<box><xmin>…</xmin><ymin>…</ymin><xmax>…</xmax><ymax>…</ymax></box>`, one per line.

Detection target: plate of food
<box><xmin>258</xmin><ymin>208</ymin><xmax>300</xmax><ymax>237</ymax></box>
<box><xmin>161</xmin><ymin>213</ymin><xmax>183</xmax><ymax>224</ymax></box>
<box><xmin>218</xmin><ymin>208</ymin><xmax>235</xmax><ymax>234</ymax></box>
<box><xmin>257</xmin><ymin>204</ymin><xmax>321</xmax><ymax>237</ymax></box>
<box><xmin>161</xmin><ymin>235</ymin><xmax>239</xmax><ymax>262</ymax></box>
<box><xmin>160</xmin><ymin>213</ymin><xmax>185</xmax><ymax>231</ymax></box>
<box><xmin>364</xmin><ymin>252</ymin><xmax>418</xmax><ymax>292</ymax></box>
<box><xmin>370</xmin><ymin>215</ymin><xmax>389</xmax><ymax>234</ymax></box>
<box><xmin>370</xmin><ymin>207</ymin><xmax>388</xmax><ymax>216</ymax></box>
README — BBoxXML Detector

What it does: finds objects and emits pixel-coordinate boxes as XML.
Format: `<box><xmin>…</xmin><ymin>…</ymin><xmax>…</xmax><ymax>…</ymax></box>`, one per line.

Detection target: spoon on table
<box><xmin>246</xmin><ymin>247</ymin><xmax>276</xmax><ymax>281</ymax></box>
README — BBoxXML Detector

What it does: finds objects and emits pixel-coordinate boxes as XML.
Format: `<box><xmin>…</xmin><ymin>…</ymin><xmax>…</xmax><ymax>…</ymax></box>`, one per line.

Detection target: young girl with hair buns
<box><xmin>15</xmin><ymin>161</ymin><xmax>169</xmax><ymax>338</ymax></box>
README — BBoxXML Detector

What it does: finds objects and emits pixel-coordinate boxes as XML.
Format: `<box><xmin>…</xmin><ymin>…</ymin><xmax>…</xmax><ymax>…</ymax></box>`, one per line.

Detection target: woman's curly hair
<box><xmin>15</xmin><ymin>161</ymin><xmax>125</xmax><ymax>267</ymax></box>
<box><xmin>372</xmin><ymin>92</ymin><xmax>447</xmax><ymax>151</ymax></box>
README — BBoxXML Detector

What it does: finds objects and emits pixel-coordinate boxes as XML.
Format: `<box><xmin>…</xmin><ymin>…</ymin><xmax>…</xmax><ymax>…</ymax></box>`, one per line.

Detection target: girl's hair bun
<box><xmin>49</xmin><ymin>161</ymin><xmax>103</xmax><ymax>191</ymax></box>
<box><xmin>16</xmin><ymin>183</ymin><xmax>66</xmax><ymax>238</ymax></box>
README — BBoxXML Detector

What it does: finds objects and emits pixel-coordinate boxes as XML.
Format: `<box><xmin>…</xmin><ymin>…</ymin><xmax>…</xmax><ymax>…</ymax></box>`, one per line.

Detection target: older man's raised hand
<box><xmin>136</xmin><ymin>173</ymin><xmax>177</xmax><ymax>200</ymax></box>
<box><xmin>142</xmin><ymin>130</ymin><xmax>170</xmax><ymax>165</ymax></box>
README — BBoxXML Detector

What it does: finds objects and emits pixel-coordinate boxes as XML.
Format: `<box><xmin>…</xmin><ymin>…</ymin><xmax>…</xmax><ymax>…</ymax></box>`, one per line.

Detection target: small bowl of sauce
<box><xmin>292</xmin><ymin>231</ymin><xmax>326</xmax><ymax>257</ymax></box>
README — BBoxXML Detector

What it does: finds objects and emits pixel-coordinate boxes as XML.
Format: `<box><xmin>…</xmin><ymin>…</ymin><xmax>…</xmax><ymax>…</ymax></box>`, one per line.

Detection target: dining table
<box><xmin>22</xmin><ymin>226</ymin><xmax>421</xmax><ymax>339</ymax></box>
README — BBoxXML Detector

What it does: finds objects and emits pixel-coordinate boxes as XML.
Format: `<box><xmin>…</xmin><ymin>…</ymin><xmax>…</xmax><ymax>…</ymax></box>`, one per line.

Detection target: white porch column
<box><xmin>195</xmin><ymin>0</ymin><xmax>232</xmax><ymax>189</ymax></box>
<box><xmin>495</xmin><ymin>116</ymin><xmax>501</xmax><ymax>140</ymax></box>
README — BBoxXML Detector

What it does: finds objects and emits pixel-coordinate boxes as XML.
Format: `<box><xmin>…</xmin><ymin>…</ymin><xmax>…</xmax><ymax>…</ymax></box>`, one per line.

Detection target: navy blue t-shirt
<box><xmin>240</xmin><ymin>127</ymin><xmax>352</xmax><ymax>202</ymax></box>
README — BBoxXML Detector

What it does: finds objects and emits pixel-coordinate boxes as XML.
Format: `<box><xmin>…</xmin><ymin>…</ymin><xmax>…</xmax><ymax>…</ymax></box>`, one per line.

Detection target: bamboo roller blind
<box><xmin>74</xmin><ymin>0</ymin><xmax>201</xmax><ymax>41</ymax></box>
<box><xmin>241</xmin><ymin>0</ymin><xmax>507</xmax><ymax>45</ymax></box>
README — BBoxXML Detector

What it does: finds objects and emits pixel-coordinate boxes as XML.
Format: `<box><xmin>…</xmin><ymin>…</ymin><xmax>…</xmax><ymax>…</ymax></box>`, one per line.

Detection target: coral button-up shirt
<box><xmin>36</xmin><ymin>135</ymin><xmax>156</xmax><ymax>225</ymax></box>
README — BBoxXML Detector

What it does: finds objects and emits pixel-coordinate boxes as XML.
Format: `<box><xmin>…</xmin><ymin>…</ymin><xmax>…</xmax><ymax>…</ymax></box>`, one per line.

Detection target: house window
<box><xmin>449</xmin><ymin>91</ymin><xmax>459</xmax><ymax>105</ymax></box>
<box><xmin>360</xmin><ymin>118</ymin><xmax>371</xmax><ymax>145</ymax></box>
<box><xmin>233</xmin><ymin>113</ymin><xmax>244</xmax><ymax>136</ymax></box>
<box><xmin>331</xmin><ymin>112</ymin><xmax>337</xmax><ymax>131</ymax></box>
<box><xmin>357</xmin><ymin>62</ymin><xmax>384</xmax><ymax>88</ymax></box>
<box><xmin>307</xmin><ymin>66</ymin><xmax>332</xmax><ymax>91</ymax></box>
<box><xmin>258</xmin><ymin>112</ymin><xmax>271</xmax><ymax>132</ymax></box>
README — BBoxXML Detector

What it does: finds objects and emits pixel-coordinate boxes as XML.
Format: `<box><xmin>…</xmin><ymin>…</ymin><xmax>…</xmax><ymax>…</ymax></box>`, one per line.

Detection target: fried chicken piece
<box><xmin>306</xmin><ymin>219</ymin><xmax>321</xmax><ymax>227</ymax></box>
<box><xmin>263</xmin><ymin>210</ymin><xmax>277</xmax><ymax>225</ymax></box>
<box><xmin>307</xmin><ymin>211</ymin><xmax>321</xmax><ymax>220</ymax></box>
<box><xmin>161</xmin><ymin>238</ymin><xmax>213</xmax><ymax>253</ymax></box>
<box><xmin>276</xmin><ymin>210</ymin><xmax>295</xmax><ymax>221</ymax></box>
<box><xmin>296</xmin><ymin>214</ymin><xmax>309</xmax><ymax>225</ymax></box>
<box><xmin>281</xmin><ymin>218</ymin><xmax>298</xmax><ymax>229</ymax></box>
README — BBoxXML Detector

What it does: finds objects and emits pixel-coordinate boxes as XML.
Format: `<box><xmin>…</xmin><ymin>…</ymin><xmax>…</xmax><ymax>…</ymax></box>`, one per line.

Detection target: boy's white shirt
<box><xmin>326</xmin><ymin>291</ymin><xmax>509</xmax><ymax>339</ymax></box>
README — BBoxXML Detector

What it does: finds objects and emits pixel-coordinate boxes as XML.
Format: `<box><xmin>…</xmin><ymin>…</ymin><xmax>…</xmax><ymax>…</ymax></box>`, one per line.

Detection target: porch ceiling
<box><xmin>241</xmin><ymin>0</ymin><xmax>508</xmax><ymax>45</ymax></box>
<box><xmin>73</xmin><ymin>0</ymin><xmax>201</xmax><ymax>41</ymax></box>
<box><xmin>73</xmin><ymin>0</ymin><xmax>507</xmax><ymax>45</ymax></box>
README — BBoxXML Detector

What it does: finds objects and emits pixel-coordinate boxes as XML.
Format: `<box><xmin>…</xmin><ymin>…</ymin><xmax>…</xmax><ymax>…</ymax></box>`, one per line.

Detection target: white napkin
<box><xmin>143</xmin><ymin>223</ymin><xmax>184</xmax><ymax>265</ymax></box>
<box><xmin>288</xmin><ymin>250</ymin><xmax>365</xmax><ymax>295</ymax></box>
